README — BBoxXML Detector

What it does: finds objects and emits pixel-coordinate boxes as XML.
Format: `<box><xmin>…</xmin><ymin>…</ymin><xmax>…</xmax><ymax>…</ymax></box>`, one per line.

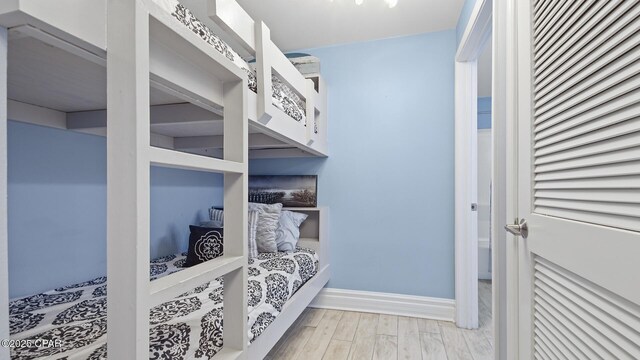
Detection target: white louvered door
<box><xmin>512</xmin><ymin>0</ymin><xmax>640</xmax><ymax>359</ymax></box>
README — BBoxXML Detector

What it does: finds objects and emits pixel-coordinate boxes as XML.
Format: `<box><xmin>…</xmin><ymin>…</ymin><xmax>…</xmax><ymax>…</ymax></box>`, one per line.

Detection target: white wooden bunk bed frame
<box><xmin>0</xmin><ymin>0</ymin><xmax>328</xmax><ymax>159</ymax></box>
<box><xmin>0</xmin><ymin>0</ymin><xmax>330</xmax><ymax>359</ymax></box>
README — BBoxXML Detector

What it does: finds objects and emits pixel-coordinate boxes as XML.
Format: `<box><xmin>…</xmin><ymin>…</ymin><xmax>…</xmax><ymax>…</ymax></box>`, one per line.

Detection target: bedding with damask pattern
<box><xmin>154</xmin><ymin>0</ymin><xmax>309</xmax><ymax>126</ymax></box>
<box><xmin>8</xmin><ymin>247</ymin><xmax>319</xmax><ymax>360</ymax></box>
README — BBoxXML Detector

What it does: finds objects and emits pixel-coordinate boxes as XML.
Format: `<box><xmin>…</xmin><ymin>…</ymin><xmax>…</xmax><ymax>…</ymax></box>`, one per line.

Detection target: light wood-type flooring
<box><xmin>265</xmin><ymin>280</ymin><xmax>493</xmax><ymax>360</ymax></box>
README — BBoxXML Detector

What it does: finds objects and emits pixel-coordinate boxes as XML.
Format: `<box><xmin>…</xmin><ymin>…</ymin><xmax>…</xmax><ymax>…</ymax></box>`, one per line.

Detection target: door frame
<box><xmin>455</xmin><ymin>1</ymin><xmax>517</xmax><ymax>359</ymax></box>
<box><xmin>454</xmin><ymin>0</ymin><xmax>492</xmax><ymax>331</ymax></box>
<box><xmin>455</xmin><ymin>2</ymin><xmax>516</xmax><ymax>359</ymax></box>
<box><xmin>496</xmin><ymin>0</ymin><xmax>520</xmax><ymax>358</ymax></box>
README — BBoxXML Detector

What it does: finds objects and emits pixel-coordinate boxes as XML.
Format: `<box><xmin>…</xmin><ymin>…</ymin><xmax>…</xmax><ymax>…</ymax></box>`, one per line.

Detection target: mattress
<box><xmin>8</xmin><ymin>247</ymin><xmax>319</xmax><ymax>360</ymax></box>
<box><xmin>156</xmin><ymin>0</ymin><xmax>308</xmax><ymax>125</ymax></box>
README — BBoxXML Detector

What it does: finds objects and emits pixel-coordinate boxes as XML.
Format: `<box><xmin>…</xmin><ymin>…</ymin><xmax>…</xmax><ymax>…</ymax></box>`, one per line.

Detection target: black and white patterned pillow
<box><xmin>185</xmin><ymin>226</ymin><xmax>224</xmax><ymax>267</ymax></box>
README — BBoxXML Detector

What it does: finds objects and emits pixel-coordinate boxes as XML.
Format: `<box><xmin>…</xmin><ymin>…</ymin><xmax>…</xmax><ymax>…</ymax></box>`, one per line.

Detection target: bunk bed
<box><xmin>8</xmin><ymin>246</ymin><xmax>326</xmax><ymax>359</ymax></box>
<box><xmin>0</xmin><ymin>0</ymin><xmax>330</xmax><ymax>359</ymax></box>
<box><xmin>0</xmin><ymin>0</ymin><xmax>328</xmax><ymax>159</ymax></box>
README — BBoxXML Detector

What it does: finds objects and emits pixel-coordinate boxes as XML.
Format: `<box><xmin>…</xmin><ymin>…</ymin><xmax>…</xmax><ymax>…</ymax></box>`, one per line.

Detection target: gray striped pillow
<box><xmin>247</xmin><ymin>210</ymin><xmax>259</xmax><ymax>258</ymax></box>
<box><xmin>209</xmin><ymin>208</ymin><xmax>224</xmax><ymax>222</ymax></box>
<box><xmin>247</xmin><ymin>202</ymin><xmax>282</xmax><ymax>253</ymax></box>
<box><xmin>206</xmin><ymin>208</ymin><xmax>259</xmax><ymax>258</ymax></box>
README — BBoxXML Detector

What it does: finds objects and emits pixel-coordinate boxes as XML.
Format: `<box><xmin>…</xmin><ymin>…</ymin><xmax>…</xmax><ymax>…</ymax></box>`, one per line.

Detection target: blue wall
<box><xmin>150</xmin><ymin>167</ymin><xmax>222</xmax><ymax>259</ymax></box>
<box><xmin>251</xmin><ymin>30</ymin><xmax>456</xmax><ymax>299</ymax></box>
<box><xmin>8</xmin><ymin>121</ymin><xmax>222</xmax><ymax>298</ymax></box>
<box><xmin>478</xmin><ymin>96</ymin><xmax>492</xmax><ymax>129</ymax></box>
<box><xmin>456</xmin><ymin>0</ymin><xmax>479</xmax><ymax>46</ymax></box>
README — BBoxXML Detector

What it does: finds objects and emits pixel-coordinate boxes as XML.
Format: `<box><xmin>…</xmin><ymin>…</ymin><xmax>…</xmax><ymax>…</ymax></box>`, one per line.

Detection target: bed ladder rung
<box><xmin>149</xmin><ymin>146</ymin><xmax>244</xmax><ymax>174</ymax></box>
<box><xmin>212</xmin><ymin>347</ymin><xmax>245</xmax><ymax>360</ymax></box>
<box><xmin>149</xmin><ymin>255</ymin><xmax>244</xmax><ymax>307</ymax></box>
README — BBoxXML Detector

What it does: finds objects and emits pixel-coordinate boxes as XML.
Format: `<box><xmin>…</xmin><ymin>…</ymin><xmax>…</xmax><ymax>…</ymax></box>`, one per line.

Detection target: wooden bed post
<box><xmin>106</xmin><ymin>0</ymin><xmax>151</xmax><ymax>358</ymax></box>
<box><xmin>305</xmin><ymin>79</ymin><xmax>316</xmax><ymax>146</ymax></box>
<box><xmin>0</xmin><ymin>26</ymin><xmax>9</xmax><ymax>360</ymax></box>
<box><xmin>255</xmin><ymin>22</ymin><xmax>273</xmax><ymax>125</ymax></box>
<box><xmin>222</xmin><ymin>79</ymin><xmax>249</xmax><ymax>357</ymax></box>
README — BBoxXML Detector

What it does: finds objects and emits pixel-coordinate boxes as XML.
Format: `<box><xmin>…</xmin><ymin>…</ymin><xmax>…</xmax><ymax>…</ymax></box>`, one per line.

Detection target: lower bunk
<box><xmin>9</xmin><ymin>247</ymin><xmax>328</xmax><ymax>360</ymax></box>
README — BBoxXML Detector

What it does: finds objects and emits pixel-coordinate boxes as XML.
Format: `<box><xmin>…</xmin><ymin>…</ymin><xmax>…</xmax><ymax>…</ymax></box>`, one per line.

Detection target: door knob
<box><xmin>505</xmin><ymin>218</ymin><xmax>528</xmax><ymax>238</ymax></box>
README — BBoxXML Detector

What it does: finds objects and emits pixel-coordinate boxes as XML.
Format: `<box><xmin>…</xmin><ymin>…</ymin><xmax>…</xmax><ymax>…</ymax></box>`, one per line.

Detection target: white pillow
<box><xmin>247</xmin><ymin>203</ymin><xmax>282</xmax><ymax>253</ymax></box>
<box><xmin>275</xmin><ymin>211</ymin><xmax>308</xmax><ymax>252</ymax></box>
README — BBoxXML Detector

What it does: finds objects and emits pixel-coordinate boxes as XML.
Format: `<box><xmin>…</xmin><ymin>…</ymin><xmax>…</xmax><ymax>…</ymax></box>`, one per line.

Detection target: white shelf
<box><xmin>213</xmin><ymin>348</ymin><xmax>245</xmax><ymax>360</ymax></box>
<box><xmin>149</xmin><ymin>255</ymin><xmax>244</xmax><ymax>307</ymax></box>
<box><xmin>283</xmin><ymin>207</ymin><xmax>323</xmax><ymax>211</ymax></box>
<box><xmin>149</xmin><ymin>146</ymin><xmax>245</xmax><ymax>174</ymax></box>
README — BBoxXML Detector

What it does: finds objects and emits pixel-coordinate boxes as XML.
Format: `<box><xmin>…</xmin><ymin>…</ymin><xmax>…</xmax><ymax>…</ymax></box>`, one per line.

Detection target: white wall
<box><xmin>478</xmin><ymin>38</ymin><xmax>492</xmax><ymax>97</ymax></box>
<box><xmin>477</xmin><ymin>129</ymin><xmax>492</xmax><ymax>280</ymax></box>
<box><xmin>477</xmin><ymin>38</ymin><xmax>492</xmax><ymax>281</ymax></box>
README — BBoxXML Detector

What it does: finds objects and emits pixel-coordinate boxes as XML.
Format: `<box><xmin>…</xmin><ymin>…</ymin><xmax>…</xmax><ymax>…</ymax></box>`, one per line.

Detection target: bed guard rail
<box><xmin>108</xmin><ymin>1</ymin><xmax>248</xmax><ymax>359</ymax></box>
<box><xmin>208</xmin><ymin>0</ymin><xmax>327</xmax><ymax>154</ymax></box>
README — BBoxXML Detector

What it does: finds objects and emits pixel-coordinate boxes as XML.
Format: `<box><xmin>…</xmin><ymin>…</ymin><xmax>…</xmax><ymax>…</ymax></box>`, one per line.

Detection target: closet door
<box><xmin>511</xmin><ymin>1</ymin><xmax>640</xmax><ymax>359</ymax></box>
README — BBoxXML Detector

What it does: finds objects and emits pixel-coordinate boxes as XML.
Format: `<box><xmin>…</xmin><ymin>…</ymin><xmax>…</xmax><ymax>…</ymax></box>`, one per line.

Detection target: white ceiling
<box><xmin>182</xmin><ymin>0</ymin><xmax>464</xmax><ymax>52</ymax></box>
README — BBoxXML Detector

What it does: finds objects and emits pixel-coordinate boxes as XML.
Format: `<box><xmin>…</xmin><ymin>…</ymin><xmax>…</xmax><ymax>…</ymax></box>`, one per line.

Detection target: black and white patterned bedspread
<box><xmin>154</xmin><ymin>0</ymin><xmax>309</xmax><ymax>127</ymax></box>
<box><xmin>8</xmin><ymin>247</ymin><xmax>319</xmax><ymax>360</ymax></box>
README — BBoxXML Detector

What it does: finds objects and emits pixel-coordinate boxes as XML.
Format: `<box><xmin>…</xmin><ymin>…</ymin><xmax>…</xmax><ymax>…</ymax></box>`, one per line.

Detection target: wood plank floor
<box><xmin>265</xmin><ymin>280</ymin><xmax>493</xmax><ymax>360</ymax></box>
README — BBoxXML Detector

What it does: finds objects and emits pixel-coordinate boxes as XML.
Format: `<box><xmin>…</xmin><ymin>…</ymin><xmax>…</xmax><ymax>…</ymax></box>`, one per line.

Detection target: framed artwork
<box><xmin>248</xmin><ymin>175</ymin><xmax>318</xmax><ymax>207</ymax></box>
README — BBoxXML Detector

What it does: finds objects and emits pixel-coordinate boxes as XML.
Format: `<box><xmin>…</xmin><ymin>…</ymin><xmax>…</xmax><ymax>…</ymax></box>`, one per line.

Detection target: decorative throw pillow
<box><xmin>209</xmin><ymin>207</ymin><xmax>224</xmax><ymax>223</ymax></box>
<box><xmin>203</xmin><ymin>210</ymin><xmax>259</xmax><ymax>258</ymax></box>
<box><xmin>200</xmin><ymin>220</ymin><xmax>223</xmax><ymax>228</ymax></box>
<box><xmin>247</xmin><ymin>210</ymin><xmax>260</xmax><ymax>258</ymax></box>
<box><xmin>247</xmin><ymin>202</ymin><xmax>282</xmax><ymax>253</ymax></box>
<box><xmin>275</xmin><ymin>211</ymin><xmax>309</xmax><ymax>252</ymax></box>
<box><xmin>185</xmin><ymin>226</ymin><xmax>224</xmax><ymax>267</ymax></box>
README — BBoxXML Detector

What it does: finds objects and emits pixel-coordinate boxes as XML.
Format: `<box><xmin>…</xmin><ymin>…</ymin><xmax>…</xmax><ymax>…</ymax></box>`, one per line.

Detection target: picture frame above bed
<box><xmin>249</xmin><ymin>175</ymin><xmax>318</xmax><ymax>207</ymax></box>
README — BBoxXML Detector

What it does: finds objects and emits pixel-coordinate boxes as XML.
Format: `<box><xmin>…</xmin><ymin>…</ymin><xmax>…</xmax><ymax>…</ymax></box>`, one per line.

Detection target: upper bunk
<box><xmin>0</xmin><ymin>0</ymin><xmax>328</xmax><ymax>159</ymax></box>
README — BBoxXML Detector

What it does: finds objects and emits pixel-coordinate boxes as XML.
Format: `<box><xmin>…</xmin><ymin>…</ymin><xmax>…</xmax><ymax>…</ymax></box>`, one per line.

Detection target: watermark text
<box><xmin>1</xmin><ymin>339</ymin><xmax>63</xmax><ymax>349</ymax></box>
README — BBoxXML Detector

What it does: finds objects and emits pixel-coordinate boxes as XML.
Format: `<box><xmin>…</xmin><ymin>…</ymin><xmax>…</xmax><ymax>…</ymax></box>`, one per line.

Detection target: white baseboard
<box><xmin>309</xmin><ymin>288</ymin><xmax>456</xmax><ymax>322</ymax></box>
